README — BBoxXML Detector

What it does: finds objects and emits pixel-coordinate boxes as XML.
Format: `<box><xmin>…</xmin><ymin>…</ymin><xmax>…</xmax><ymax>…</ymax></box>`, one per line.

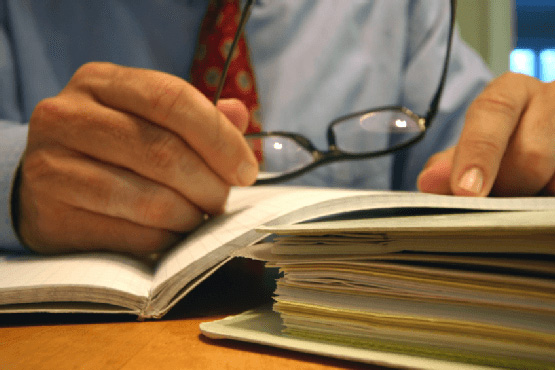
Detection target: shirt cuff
<box><xmin>0</xmin><ymin>122</ymin><xmax>28</xmax><ymax>252</ymax></box>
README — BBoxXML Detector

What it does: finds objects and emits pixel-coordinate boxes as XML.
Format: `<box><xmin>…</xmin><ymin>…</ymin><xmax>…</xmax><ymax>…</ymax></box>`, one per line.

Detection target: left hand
<box><xmin>417</xmin><ymin>72</ymin><xmax>555</xmax><ymax>197</ymax></box>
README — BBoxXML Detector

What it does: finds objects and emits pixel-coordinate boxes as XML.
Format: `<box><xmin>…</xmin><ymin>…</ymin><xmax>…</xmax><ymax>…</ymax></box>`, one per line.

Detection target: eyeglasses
<box><xmin>214</xmin><ymin>0</ymin><xmax>456</xmax><ymax>185</ymax></box>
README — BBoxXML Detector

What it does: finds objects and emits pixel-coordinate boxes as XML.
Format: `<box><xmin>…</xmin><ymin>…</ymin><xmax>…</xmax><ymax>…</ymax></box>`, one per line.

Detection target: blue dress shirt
<box><xmin>0</xmin><ymin>0</ymin><xmax>492</xmax><ymax>251</ymax></box>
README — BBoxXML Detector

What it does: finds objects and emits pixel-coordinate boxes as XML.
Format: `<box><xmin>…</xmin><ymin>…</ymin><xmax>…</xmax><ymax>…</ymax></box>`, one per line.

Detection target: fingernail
<box><xmin>237</xmin><ymin>160</ymin><xmax>258</xmax><ymax>185</ymax></box>
<box><xmin>458</xmin><ymin>167</ymin><xmax>484</xmax><ymax>195</ymax></box>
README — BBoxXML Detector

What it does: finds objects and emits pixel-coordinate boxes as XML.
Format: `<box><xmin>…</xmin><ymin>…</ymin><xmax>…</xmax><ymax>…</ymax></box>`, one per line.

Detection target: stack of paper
<box><xmin>261</xmin><ymin>211</ymin><xmax>555</xmax><ymax>369</ymax></box>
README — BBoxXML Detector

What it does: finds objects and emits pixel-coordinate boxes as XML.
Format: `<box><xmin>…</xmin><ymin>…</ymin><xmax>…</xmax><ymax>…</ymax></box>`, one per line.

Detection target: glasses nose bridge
<box><xmin>327</xmin><ymin>119</ymin><xmax>350</xmax><ymax>154</ymax></box>
<box><xmin>300</xmin><ymin>132</ymin><xmax>343</xmax><ymax>161</ymax></box>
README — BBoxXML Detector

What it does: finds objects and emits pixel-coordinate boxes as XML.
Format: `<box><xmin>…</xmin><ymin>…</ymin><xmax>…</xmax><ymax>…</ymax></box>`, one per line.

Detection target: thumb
<box><xmin>449</xmin><ymin>73</ymin><xmax>537</xmax><ymax>197</ymax></box>
<box><xmin>216</xmin><ymin>99</ymin><xmax>250</xmax><ymax>133</ymax></box>
<box><xmin>417</xmin><ymin>147</ymin><xmax>455</xmax><ymax>195</ymax></box>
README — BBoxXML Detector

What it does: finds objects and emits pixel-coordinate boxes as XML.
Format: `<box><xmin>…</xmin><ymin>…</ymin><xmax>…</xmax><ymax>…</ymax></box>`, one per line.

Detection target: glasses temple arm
<box><xmin>213</xmin><ymin>0</ymin><xmax>255</xmax><ymax>105</ymax></box>
<box><xmin>425</xmin><ymin>0</ymin><xmax>456</xmax><ymax>125</ymax></box>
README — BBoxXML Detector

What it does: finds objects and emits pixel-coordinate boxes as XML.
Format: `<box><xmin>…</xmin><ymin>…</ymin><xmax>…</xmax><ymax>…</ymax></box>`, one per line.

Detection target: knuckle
<box><xmin>67</xmin><ymin>62</ymin><xmax>118</xmax><ymax>96</ymax></box>
<box><xmin>84</xmin><ymin>174</ymin><xmax>112</xmax><ymax>206</ymax></box>
<box><xmin>31</xmin><ymin>97</ymin><xmax>58</xmax><ymax>118</ymax></box>
<box><xmin>144</xmin><ymin>130</ymin><xmax>181</xmax><ymax>170</ymax></box>
<box><xmin>177</xmin><ymin>149</ymin><xmax>205</xmax><ymax>177</ymax></box>
<box><xmin>135</xmin><ymin>190</ymin><xmax>176</xmax><ymax>228</ymax></box>
<box><xmin>21</xmin><ymin>151</ymin><xmax>57</xmax><ymax>187</ymax></box>
<box><xmin>149</xmin><ymin>77</ymin><xmax>188</xmax><ymax>124</ymax></box>
<box><xmin>72</xmin><ymin>61</ymin><xmax>113</xmax><ymax>82</ymax></box>
<box><xmin>458</xmin><ymin>134</ymin><xmax>504</xmax><ymax>160</ymax></box>
<box><xmin>30</xmin><ymin>96</ymin><xmax>94</xmax><ymax>144</ymax></box>
<box><xmin>209</xmin><ymin>118</ymin><xmax>228</xmax><ymax>153</ymax></box>
<box><xmin>29</xmin><ymin>97</ymin><xmax>65</xmax><ymax>133</ymax></box>
<box><xmin>468</xmin><ymin>93</ymin><xmax>519</xmax><ymax>122</ymax></box>
<box><xmin>203</xmin><ymin>109</ymin><xmax>230</xmax><ymax>153</ymax></box>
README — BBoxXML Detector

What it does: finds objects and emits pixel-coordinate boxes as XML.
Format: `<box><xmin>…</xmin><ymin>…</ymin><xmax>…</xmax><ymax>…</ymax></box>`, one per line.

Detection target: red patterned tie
<box><xmin>191</xmin><ymin>0</ymin><xmax>262</xmax><ymax>138</ymax></box>
<box><xmin>191</xmin><ymin>1</ymin><xmax>265</xmax><ymax>278</ymax></box>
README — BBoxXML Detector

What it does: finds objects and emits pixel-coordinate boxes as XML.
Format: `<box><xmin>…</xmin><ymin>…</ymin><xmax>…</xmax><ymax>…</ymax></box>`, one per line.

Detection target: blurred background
<box><xmin>457</xmin><ymin>0</ymin><xmax>555</xmax><ymax>81</ymax></box>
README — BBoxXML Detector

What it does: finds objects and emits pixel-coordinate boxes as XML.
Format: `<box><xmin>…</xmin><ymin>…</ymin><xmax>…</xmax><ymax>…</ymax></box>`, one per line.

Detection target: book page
<box><xmin>0</xmin><ymin>252</ymin><xmax>153</xmax><ymax>313</ymax></box>
<box><xmin>259</xmin><ymin>206</ymin><xmax>555</xmax><ymax>236</ymax></box>
<box><xmin>149</xmin><ymin>186</ymin><xmax>370</xmax><ymax>313</ymax></box>
<box><xmin>149</xmin><ymin>188</ymin><xmax>555</xmax><ymax>315</ymax></box>
<box><xmin>260</xmin><ymin>210</ymin><xmax>555</xmax><ymax>255</ymax></box>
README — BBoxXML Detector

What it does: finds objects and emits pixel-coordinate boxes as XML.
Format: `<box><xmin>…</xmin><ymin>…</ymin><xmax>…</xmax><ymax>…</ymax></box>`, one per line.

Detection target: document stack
<box><xmin>262</xmin><ymin>210</ymin><xmax>555</xmax><ymax>369</ymax></box>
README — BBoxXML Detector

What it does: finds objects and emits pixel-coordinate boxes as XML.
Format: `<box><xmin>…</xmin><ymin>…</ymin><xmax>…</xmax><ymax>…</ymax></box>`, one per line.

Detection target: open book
<box><xmin>1</xmin><ymin>186</ymin><xmax>554</xmax><ymax>319</ymax></box>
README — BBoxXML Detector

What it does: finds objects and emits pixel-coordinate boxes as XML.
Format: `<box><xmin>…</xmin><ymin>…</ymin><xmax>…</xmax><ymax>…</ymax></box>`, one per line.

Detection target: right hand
<box><xmin>417</xmin><ymin>72</ymin><xmax>555</xmax><ymax>197</ymax></box>
<box><xmin>17</xmin><ymin>62</ymin><xmax>258</xmax><ymax>256</ymax></box>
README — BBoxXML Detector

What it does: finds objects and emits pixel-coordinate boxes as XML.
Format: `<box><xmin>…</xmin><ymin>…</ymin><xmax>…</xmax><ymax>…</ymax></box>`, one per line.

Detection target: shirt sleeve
<box><xmin>393</xmin><ymin>0</ymin><xmax>493</xmax><ymax>190</ymax></box>
<box><xmin>0</xmin><ymin>121</ymin><xmax>27</xmax><ymax>252</ymax></box>
<box><xmin>1</xmin><ymin>2</ymin><xmax>28</xmax><ymax>252</ymax></box>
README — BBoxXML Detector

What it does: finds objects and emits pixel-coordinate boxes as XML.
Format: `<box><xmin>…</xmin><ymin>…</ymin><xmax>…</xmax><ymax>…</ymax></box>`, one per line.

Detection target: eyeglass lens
<box><xmin>246</xmin><ymin>109</ymin><xmax>424</xmax><ymax>180</ymax></box>
<box><xmin>246</xmin><ymin>135</ymin><xmax>315</xmax><ymax>180</ymax></box>
<box><xmin>331</xmin><ymin>110</ymin><xmax>424</xmax><ymax>153</ymax></box>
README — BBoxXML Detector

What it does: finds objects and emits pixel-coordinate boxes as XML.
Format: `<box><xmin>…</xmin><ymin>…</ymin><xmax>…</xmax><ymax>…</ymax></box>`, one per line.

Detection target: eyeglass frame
<box><xmin>212</xmin><ymin>0</ymin><xmax>456</xmax><ymax>185</ymax></box>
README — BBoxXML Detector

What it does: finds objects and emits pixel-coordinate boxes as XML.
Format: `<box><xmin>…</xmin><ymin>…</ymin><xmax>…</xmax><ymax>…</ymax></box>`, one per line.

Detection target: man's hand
<box><xmin>418</xmin><ymin>72</ymin><xmax>555</xmax><ymax>197</ymax></box>
<box><xmin>17</xmin><ymin>62</ymin><xmax>258</xmax><ymax>255</ymax></box>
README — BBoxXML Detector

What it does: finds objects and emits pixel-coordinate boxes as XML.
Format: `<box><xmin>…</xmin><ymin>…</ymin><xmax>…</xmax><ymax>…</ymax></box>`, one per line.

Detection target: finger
<box><xmin>30</xmin><ymin>96</ymin><xmax>229</xmax><ymax>215</ymax></box>
<box><xmin>216</xmin><ymin>98</ymin><xmax>250</xmax><ymax>133</ymax></box>
<box><xmin>417</xmin><ymin>147</ymin><xmax>455</xmax><ymax>195</ymax></box>
<box><xmin>19</xmin><ymin>198</ymin><xmax>181</xmax><ymax>256</ymax></box>
<box><xmin>490</xmin><ymin>80</ymin><xmax>555</xmax><ymax>196</ymax></box>
<box><xmin>21</xmin><ymin>147</ymin><xmax>205</xmax><ymax>233</ymax></box>
<box><xmin>450</xmin><ymin>73</ymin><xmax>541</xmax><ymax>196</ymax></box>
<box><xmin>65</xmin><ymin>62</ymin><xmax>258</xmax><ymax>186</ymax></box>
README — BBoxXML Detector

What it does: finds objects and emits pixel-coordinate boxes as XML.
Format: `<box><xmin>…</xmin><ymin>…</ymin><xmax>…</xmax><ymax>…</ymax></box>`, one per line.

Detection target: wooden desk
<box><xmin>0</xmin><ymin>263</ymin><xmax>384</xmax><ymax>370</ymax></box>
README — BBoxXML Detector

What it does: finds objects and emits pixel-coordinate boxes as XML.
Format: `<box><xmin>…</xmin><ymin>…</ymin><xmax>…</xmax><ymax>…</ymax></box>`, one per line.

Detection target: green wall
<box><xmin>456</xmin><ymin>0</ymin><xmax>514</xmax><ymax>76</ymax></box>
